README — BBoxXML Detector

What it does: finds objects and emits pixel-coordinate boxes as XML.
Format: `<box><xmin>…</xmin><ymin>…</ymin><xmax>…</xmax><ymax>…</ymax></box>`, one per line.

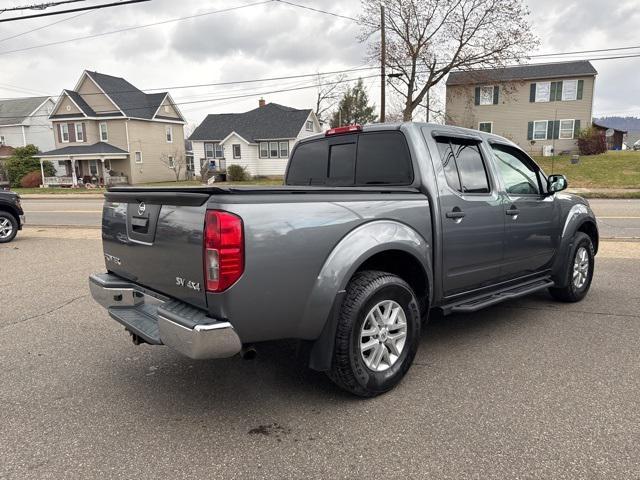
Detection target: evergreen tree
<box><xmin>330</xmin><ymin>79</ymin><xmax>377</xmax><ymax>127</ymax></box>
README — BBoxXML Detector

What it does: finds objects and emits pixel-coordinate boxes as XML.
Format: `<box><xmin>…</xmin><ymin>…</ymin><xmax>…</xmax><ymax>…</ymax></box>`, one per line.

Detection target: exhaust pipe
<box><xmin>240</xmin><ymin>344</ymin><xmax>257</xmax><ymax>360</ymax></box>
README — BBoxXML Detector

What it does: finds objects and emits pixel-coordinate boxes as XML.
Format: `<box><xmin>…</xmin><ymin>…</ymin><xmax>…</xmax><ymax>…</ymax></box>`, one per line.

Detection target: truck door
<box><xmin>489</xmin><ymin>143</ymin><xmax>557</xmax><ymax>279</ymax></box>
<box><xmin>433</xmin><ymin>135</ymin><xmax>505</xmax><ymax>297</ymax></box>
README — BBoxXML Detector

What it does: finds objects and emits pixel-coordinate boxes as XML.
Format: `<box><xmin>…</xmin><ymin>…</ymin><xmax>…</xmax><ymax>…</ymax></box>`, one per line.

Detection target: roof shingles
<box><xmin>0</xmin><ymin>96</ymin><xmax>50</xmax><ymax>126</ymax></box>
<box><xmin>446</xmin><ymin>61</ymin><xmax>598</xmax><ymax>86</ymax></box>
<box><xmin>189</xmin><ymin>103</ymin><xmax>312</xmax><ymax>142</ymax></box>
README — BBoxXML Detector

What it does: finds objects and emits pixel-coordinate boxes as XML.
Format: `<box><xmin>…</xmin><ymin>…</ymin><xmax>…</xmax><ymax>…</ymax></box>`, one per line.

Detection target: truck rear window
<box><xmin>286</xmin><ymin>131</ymin><xmax>413</xmax><ymax>186</ymax></box>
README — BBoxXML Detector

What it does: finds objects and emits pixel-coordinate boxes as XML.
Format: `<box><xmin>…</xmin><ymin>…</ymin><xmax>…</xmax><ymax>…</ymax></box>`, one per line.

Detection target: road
<box><xmin>1</xmin><ymin>228</ymin><xmax>639</xmax><ymax>478</ymax></box>
<box><xmin>20</xmin><ymin>197</ymin><xmax>640</xmax><ymax>239</ymax></box>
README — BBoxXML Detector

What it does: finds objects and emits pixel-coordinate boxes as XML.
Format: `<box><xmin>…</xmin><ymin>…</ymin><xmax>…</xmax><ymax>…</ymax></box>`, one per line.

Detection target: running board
<box><xmin>445</xmin><ymin>278</ymin><xmax>555</xmax><ymax>314</ymax></box>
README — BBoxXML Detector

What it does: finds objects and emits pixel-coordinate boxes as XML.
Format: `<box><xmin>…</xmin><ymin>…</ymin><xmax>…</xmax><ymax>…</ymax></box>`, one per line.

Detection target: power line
<box><xmin>0</xmin><ymin>0</ymin><xmax>84</xmax><ymax>13</ymax></box>
<box><xmin>0</xmin><ymin>8</ymin><xmax>94</xmax><ymax>43</ymax></box>
<box><xmin>0</xmin><ymin>0</ymin><xmax>274</xmax><ymax>54</ymax></box>
<box><xmin>0</xmin><ymin>0</ymin><xmax>149</xmax><ymax>23</ymax></box>
<box><xmin>273</xmin><ymin>0</ymin><xmax>360</xmax><ymax>22</ymax></box>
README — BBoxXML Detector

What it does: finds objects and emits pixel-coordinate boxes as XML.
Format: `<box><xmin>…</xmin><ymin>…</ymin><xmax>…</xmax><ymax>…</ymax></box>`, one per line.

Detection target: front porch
<box><xmin>42</xmin><ymin>157</ymin><xmax>128</xmax><ymax>187</ymax></box>
<box><xmin>38</xmin><ymin>142</ymin><xmax>130</xmax><ymax>188</ymax></box>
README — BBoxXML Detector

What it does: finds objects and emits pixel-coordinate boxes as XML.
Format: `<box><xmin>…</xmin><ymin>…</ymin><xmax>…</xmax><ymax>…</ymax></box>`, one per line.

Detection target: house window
<box><xmin>205</xmin><ymin>143</ymin><xmax>214</xmax><ymax>158</ymax></box>
<box><xmin>166</xmin><ymin>126</ymin><xmax>173</xmax><ymax>143</ymax></box>
<box><xmin>168</xmin><ymin>156</ymin><xmax>175</xmax><ymax>168</ymax></box>
<box><xmin>61</xmin><ymin>124</ymin><xmax>69</xmax><ymax>143</ymax></box>
<box><xmin>562</xmin><ymin>80</ymin><xmax>578</xmax><ymax>101</ymax></box>
<box><xmin>89</xmin><ymin>160</ymin><xmax>98</xmax><ymax>176</ymax></box>
<box><xmin>232</xmin><ymin>144</ymin><xmax>241</xmax><ymax>159</ymax></box>
<box><xmin>479</xmin><ymin>86</ymin><xmax>495</xmax><ymax>105</ymax></box>
<box><xmin>75</xmin><ymin>123</ymin><xmax>84</xmax><ymax>142</ymax></box>
<box><xmin>269</xmin><ymin>142</ymin><xmax>279</xmax><ymax>158</ymax></box>
<box><xmin>259</xmin><ymin>142</ymin><xmax>269</xmax><ymax>158</ymax></box>
<box><xmin>535</xmin><ymin>82</ymin><xmax>551</xmax><ymax>102</ymax></box>
<box><xmin>135</xmin><ymin>151</ymin><xmax>142</xmax><ymax>164</ymax></box>
<box><xmin>305</xmin><ymin>120</ymin><xmax>313</xmax><ymax>132</ymax></box>
<box><xmin>478</xmin><ymin>122</ymin><xmax>492</xmax><ymax>133</ymax></box>
<box><xmin>279</xmin><ymin>141</ymin><xmax>289</xmax><ymax>158</ymax></box>
<box><xmin>104</xmin><ymin>159</ymin><xmax>111</xmax><ymax>170</ymax></box>
<box><xmin>533</xmin><ymin>120</ymin><xmax>548</xmax><ymax>140</ymax></box>
<box><xmin>559</xmin><ymin>119</ymin><xmax>575</xmax><ymax>139</ymax></box>
<box><xmin>99</xmin><ymin>122</ymin><xmax>108</xmax><ymax>142</ymax></box>
<box><xmin>0</xmin><ymin>135</ymin><xmax>5</xmax><ymax>145</ymax></box>
<box><xmin>204</xmin><ymin>143</ymin><xmax>223</xmax><ymax>158</ymax></box>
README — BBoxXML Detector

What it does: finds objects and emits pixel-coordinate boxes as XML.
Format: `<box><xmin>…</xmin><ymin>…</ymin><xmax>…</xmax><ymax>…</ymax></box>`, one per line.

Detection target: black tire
<box><xmin>0</xmin><ymin>211</ymin><xmax>18</xmax><ymax>243</ymax></box>
<box><xmin>327</xmin><ymin>270</ymin><xmax>421</xmax><ymax>397</ymax></box>
<box><xmin>549</xmin><ymin>232</ymin><xmax>594</xmax><ymax>302</ymax></box>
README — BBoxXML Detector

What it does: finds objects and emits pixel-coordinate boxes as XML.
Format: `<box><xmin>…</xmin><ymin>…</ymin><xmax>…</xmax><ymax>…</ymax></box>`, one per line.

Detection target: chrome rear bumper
<box><xmin>88</xmin><ymin>273</ymin><xmax>242</xmax><ymax>360</ymax></box>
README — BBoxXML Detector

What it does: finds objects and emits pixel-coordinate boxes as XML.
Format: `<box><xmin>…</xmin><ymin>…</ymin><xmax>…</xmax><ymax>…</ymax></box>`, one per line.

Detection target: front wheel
<box><xmin>0</xmin><ymin>212</ymin><xmax>18</xmax><ymax>243</ymax></box>
<box><xmin>328</xmin><ymin>270</ymin><xmax>421</xmax><ymax>397</ymax></box>
<box><xmin>549</xmin><ymin>232</ymin><xmax>595</xmax><ymax>302</ymax></box>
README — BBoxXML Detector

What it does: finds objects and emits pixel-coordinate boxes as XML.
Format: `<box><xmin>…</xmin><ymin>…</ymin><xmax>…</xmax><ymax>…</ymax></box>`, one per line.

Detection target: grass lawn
<box><xmin>12</xmin><ymin>187</ymin><xmax>109</xmax><ymax>195</ymax></box>
<box><xmin>533</xmin><ymin>151</ymin><xmax>640</xmax><ymax>189</ymax></box>
<box><xmin>142</xmin><ymin>177</ymin><xmax>284</xmax><ymax>187</ymax></box>
<box><xmin>11</xmin><ymin>152</ymin><xmax>640</xmax><ymax>196</ymax></box>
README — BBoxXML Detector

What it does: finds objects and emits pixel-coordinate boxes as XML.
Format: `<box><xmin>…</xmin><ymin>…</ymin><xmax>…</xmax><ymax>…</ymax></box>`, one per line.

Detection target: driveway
<box><xmin>1</xmin><ymin>228</ymin><xmax>639</xmax><ymax>478</ymax></box>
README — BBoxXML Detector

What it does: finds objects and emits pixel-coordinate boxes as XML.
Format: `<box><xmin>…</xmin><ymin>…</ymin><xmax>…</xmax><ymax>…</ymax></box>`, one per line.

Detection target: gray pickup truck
<box><xmin>89</xmin><ymin>123</ymin><xmax>598</xmax><ymax>397</ymax></box>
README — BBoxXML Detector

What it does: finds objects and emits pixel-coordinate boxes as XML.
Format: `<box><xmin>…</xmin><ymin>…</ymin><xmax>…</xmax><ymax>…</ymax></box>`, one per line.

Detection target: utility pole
<box><xmin>380</xmin><ymin>3</ymin><xmax>386</xmax><ymax>123</ymax></box>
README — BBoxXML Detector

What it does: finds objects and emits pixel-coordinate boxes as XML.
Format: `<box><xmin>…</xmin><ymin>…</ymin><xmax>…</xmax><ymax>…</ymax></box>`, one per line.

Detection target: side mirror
<box><xmin>547</xmin><ymin>174</ymin><xmax>568</xmax><ymax>194</ymax></box>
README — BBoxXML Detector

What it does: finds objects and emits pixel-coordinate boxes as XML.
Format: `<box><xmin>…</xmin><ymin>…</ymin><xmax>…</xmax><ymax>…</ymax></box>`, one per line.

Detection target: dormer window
<box><xmin>306</xmin><ymin>120</ymin><xmax>313</xmax><ymax>132</ymax></box>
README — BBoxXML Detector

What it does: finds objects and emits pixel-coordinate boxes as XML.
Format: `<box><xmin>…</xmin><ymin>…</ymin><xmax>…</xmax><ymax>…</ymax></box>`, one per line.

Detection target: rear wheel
<box><xmin>328</xmin><ymin>270</ymin><xmax>421</xmax><ymax>397</ymax></box>
<box><xmin>0</xmin><ymin>212</ymin><xmax>17</xmax><ymax>243</ymax></box>
<box><xmin>549</xmin><ymin>232</ymin><xmax>594</xmax><ymax>302</ymax></box>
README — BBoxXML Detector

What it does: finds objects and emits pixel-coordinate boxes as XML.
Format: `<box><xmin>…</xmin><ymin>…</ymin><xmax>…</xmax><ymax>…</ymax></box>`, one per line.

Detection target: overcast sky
<box><xmin>1</xmin><ymin>0</ymin><xmax>639</xmax><ymax>127</ymax></box>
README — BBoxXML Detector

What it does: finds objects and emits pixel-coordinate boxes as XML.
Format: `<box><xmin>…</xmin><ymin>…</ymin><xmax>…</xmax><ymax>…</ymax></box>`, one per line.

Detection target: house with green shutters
<box><xmin>445</xmin><ymin>61</ymin><xmax>597</xmax><ymax>155</ymax></box>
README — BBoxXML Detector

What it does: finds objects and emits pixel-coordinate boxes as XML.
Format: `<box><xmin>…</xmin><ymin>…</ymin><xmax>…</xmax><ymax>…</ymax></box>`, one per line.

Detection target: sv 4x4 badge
<box><xmin>176</xmin><ymin>276</ymin><xmax>201</xmax><ymax>292</ymax></box>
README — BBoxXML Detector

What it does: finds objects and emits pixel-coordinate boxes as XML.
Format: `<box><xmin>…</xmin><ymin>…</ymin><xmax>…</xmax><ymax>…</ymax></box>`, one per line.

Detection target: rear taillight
<box><xmin>204</xmin><ymin>210</ymin><xmax>244</xmax><ymax>292</ymax></box>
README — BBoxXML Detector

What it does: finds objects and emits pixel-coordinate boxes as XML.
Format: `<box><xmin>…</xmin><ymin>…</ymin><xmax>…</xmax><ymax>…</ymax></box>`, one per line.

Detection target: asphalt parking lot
<box><xmin>1</xmin><ymin>228</ymin><xmax>640</xmax><ymax>479</ymax></box>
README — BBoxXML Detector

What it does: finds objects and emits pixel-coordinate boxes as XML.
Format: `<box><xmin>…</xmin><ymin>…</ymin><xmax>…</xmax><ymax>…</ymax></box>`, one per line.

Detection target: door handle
<box><xmin>506</xmin><ymin>206</ymin><xmax>520</xmax><ymax>216</ymax></box>
<box><xmin>446</xmin><ymin>209</ymin><xmax>466</xmax><ymax>219</ymax></box>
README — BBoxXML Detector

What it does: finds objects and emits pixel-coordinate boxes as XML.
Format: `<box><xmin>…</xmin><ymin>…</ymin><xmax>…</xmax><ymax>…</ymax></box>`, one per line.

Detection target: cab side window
<box><xmin>491</xmin><ymin>144</ymin><xmax>541</xmax><ymax>195</ymax></box>
<box><xmin>435</xmin><ymin>138</ymin><xmax>490</xmax><ymax>194</ymax></box>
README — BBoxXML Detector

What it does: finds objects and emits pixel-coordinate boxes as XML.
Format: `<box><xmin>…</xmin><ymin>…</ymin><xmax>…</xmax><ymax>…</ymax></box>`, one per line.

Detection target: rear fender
<box><xmin>305</xmin><ymin>220</ymin><xmax>432</xmax><ymax>371</ymax></box>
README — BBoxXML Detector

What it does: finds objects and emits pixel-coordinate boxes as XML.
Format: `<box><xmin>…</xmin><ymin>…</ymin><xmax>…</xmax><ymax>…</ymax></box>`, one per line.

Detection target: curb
<box><xmin>24</xmin><ymin>224</ymin><xmax>101</xmax><ymax>230</ymax></box>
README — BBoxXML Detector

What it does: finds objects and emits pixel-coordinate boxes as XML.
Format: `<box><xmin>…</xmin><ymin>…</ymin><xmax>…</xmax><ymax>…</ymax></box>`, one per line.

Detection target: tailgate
<box><xmin>101</xmin><ymin>190</ymin><xmax>210</xmax><ymax>309</ymax></box>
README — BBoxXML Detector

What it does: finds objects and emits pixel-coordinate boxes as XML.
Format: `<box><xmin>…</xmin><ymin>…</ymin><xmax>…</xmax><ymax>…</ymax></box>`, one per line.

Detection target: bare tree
<box><xmin>360</xmin><ymin>0</ymin><xmax>538</xmax><ymax>121</ymax></box>
<box><xmin>160</xmin><ymin>150</ymin><xmax>187</xmax><ymax>182</ymax></box>
<box><xmin>315</xmin><ymin>73</ymin><xmax>347</xmax><ymax>125</ymax></box>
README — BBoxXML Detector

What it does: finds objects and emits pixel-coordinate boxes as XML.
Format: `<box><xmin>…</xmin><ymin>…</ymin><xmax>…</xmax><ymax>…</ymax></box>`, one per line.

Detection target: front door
<box><xmin>434</xmin><ymin>136</ymin><xmax>505</xmax><ymax>297</ymax></box>
<box><xmin>489</xmin><ymin>143</ymin><xmax>558</xmax><ymax>279</ymax></box>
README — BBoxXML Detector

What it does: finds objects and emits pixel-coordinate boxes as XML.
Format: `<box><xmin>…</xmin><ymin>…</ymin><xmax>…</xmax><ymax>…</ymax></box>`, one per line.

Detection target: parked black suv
<box><xmin>0</xmin><ymin>190</ymin><xmax>24</xmax><ymax>243</ymax></box>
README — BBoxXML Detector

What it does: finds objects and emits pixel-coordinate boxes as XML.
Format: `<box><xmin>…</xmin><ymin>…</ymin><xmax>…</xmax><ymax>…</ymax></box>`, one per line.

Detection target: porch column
<box><xmin>39</xmin><ymin>158</ymin><xmax>46</xmax><ymax>187</ymax></box>
<box><xmin>100</xmin><ymin>157</ymin><xmax>109</xmax><ymax>186</ymax></box>
<box><xmin>71</xmin><ymin>157</ymin><xmax>78</xmax><ymax>187</ymax></box>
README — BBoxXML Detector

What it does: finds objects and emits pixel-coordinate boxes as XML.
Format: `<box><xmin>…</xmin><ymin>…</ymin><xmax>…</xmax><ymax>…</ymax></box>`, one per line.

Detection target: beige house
<box><xmin>445</xmin><ymin>61</ymin><xmax>597</xmax><ymax>155</ymax></box>
<box><xmin>38</xmin><ymin>70</ymin><xmax>186</xmax><ymax>186</ymax></box>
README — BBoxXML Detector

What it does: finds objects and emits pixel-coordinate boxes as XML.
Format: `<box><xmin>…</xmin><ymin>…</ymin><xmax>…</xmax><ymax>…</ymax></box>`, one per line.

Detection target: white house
<box><xmin>0</xmin><ymin>97</ymin><xmax>56</xmax><ymax>153</ymax></box>
<box><xmin>189</xmin><ymin>100</ymin><xmax>322</xmax><ymax>177</ymax></box>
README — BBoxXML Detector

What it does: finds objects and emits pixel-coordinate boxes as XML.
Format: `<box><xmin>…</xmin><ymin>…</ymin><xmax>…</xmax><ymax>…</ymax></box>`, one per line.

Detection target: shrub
<box><xmin>20</xmin><ymin>170</ymin><xmax>43</xmax><ymax>188</ymax></box>
<box><xmin>227</xmin><ymin>164</ymin><xmax>248</xmax><ymax>182</ymax></box>
<box><xmin>5</xmin><ymin>144</ymin><xmax>55</xmax><ymax>187</ymax></box>
<box><xmin>577</xmin><ymin>127</ymin><xmax>607</xmax><ymax>156</ymax></box>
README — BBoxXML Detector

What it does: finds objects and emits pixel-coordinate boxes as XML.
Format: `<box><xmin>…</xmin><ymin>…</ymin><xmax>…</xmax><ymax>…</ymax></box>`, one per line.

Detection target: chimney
<box><xmin>258</xmin><ymin>98</ymin><xmax>266</xmax><ymax>108</ymax></box>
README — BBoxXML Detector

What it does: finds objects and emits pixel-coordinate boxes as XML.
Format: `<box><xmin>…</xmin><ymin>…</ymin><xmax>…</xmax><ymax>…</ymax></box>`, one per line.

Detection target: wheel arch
<box><xmin>306</xmin><ymin>220</ymin><xmax>432</xmax><ymax>371</ymax></box>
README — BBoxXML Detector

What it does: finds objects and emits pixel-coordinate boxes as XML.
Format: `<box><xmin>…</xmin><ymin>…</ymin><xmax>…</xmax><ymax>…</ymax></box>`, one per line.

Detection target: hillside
<box><xmin>594</xmin><ymin>116</ymin><xmax>640</xmax><ymax>133</ymax></box>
